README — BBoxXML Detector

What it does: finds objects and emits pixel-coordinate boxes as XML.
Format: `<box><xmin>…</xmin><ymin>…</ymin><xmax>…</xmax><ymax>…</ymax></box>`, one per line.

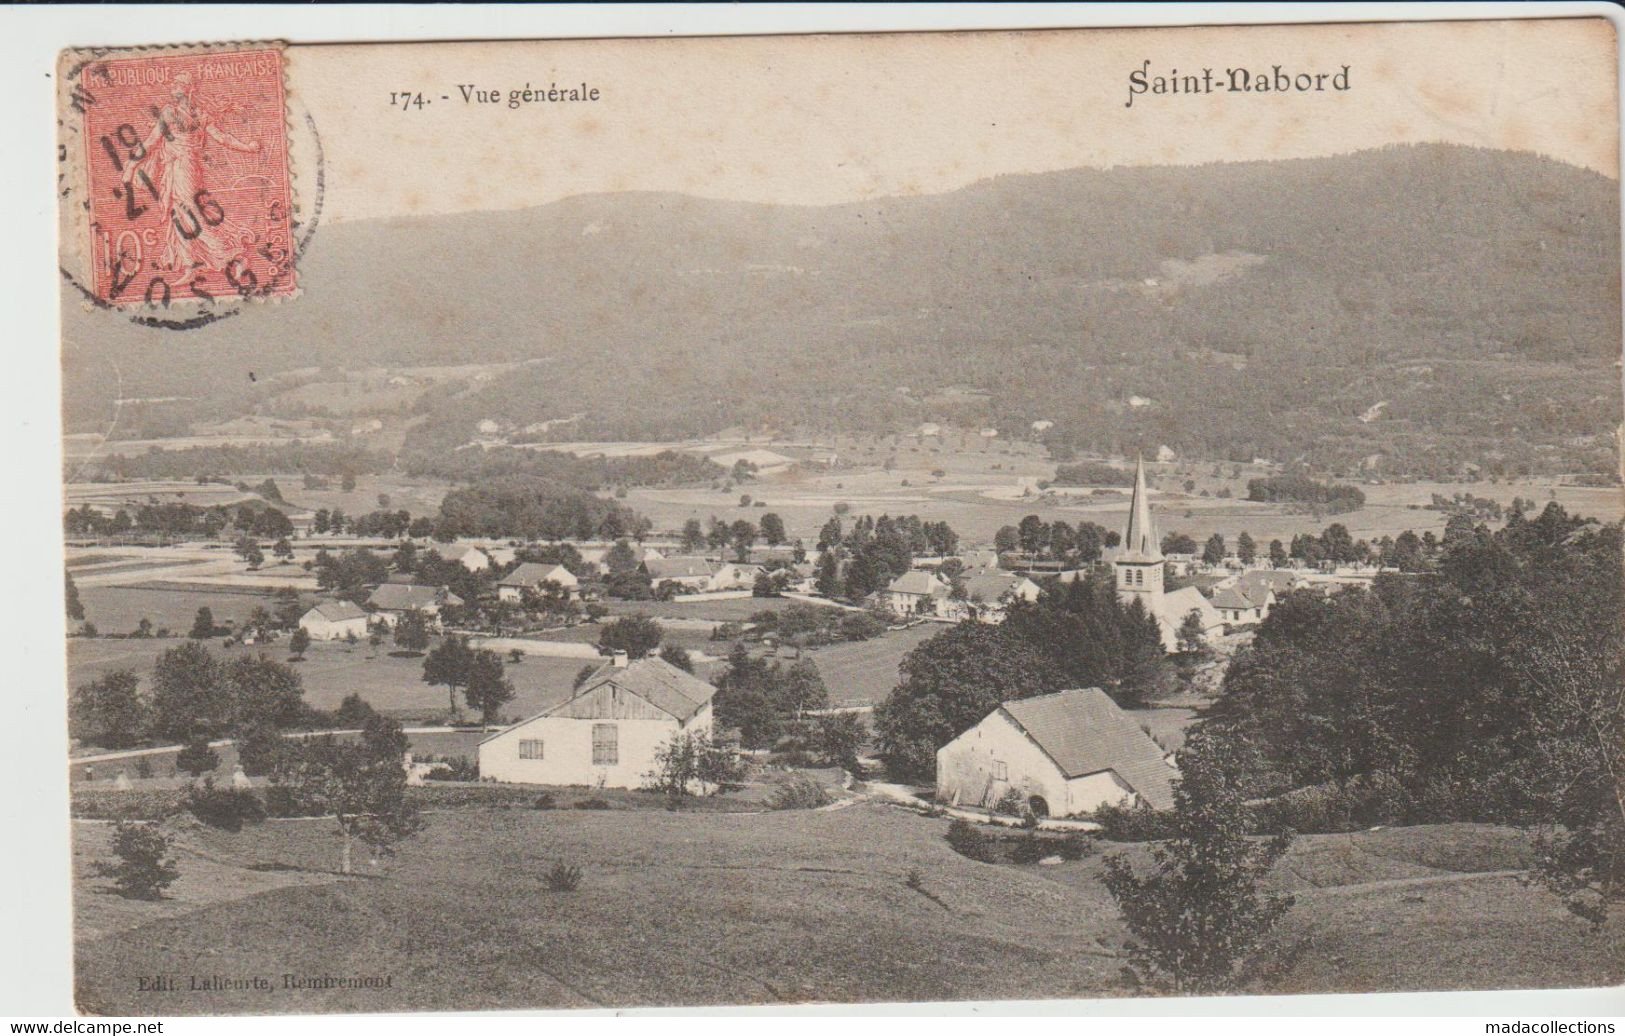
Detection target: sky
<box><xmin>286</xmin><ymin>17</ymin><xmax>1618</xmax><ymax>225</ymax></box>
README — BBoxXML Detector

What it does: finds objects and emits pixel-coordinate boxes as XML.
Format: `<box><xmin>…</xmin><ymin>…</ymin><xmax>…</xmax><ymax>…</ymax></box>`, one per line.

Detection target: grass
<box><xmin>70</xmin><ymin>806</ymin><xmax>1622</xmax><ymax>1014</ymax></box>
<box><xmin>800</xmin><ymin>625</ymin><xmax>937</xmax><ymax>706</ymax></box>
<box><xmin>76</xmin><ymin>586</ymin><xmax>289</xmax><ymax>637</ymax></box>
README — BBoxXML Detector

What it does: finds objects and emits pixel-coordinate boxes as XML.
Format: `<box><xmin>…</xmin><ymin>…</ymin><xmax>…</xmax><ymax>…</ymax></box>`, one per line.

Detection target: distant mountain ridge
<box><xmin>61</xmin><ymin>143</ymin><xmax>1622</xmax><ymax>479</ymax></box>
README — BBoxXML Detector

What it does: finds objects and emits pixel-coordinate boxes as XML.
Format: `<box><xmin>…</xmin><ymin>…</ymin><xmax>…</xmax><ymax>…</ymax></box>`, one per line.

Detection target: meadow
<box><xmin>71</xmin><ymin>803</ymin><xmax>1623</xmax><ymax>1014</ymax></box>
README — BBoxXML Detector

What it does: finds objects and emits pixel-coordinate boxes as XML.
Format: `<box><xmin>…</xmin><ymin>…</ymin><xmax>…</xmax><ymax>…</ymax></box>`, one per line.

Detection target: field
<box><xmin>71</xmin><ymin>805</ymin><xmax>1623</xmax><ymax>1013</ymax></box>
<box><xmin>800</xmin><ymin>625</ymin><xmax>938</xmax><ymax>707</ymax></box>
<box><xmin>67</xmin><ymin>637</ymin><xmax>589</xmax><ymax>724</ymax></box>
<box><xmin>76</xmin><ymin>586</ymin><xmax>292</xmax><ymax>637</ymax></box>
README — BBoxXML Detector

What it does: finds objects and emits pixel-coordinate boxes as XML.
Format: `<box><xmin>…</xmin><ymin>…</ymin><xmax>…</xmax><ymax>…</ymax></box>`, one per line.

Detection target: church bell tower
<box><xmin>1116</xmin><ymin>455</ymin><xmax>1165</xmax><ymax>607</ymax></box>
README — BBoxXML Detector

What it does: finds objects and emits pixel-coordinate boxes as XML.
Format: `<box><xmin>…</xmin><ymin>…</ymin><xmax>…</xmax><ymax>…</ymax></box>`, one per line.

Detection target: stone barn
<box><xmin>936</xmin><ymin>687</ymin><xmax>1176</xmax><ymax>817</ymax></box>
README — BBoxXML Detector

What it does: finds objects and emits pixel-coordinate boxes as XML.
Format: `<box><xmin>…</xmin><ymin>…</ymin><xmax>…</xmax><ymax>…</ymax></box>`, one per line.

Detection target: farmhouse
<box><xmin>936</xmin><ymin>687</ymin><xmax>1177</xmax><ymax>817</ymax></box>
<box><xmin>1113</xmin><ymin>456</ymin><xmax>1224</xmax><ymax>650</ymax></box>
<box><xmin>884</xmin><ymin>569</ymin><xmax>952</xmax><ymax>617</ymax></box>
<box><xmin>367</xmin><ymin>583</ymin><xmax>463</xmax><ymax>625</ymax></box>
<box><xmin>479</xmin><ymin>655</ymin><xmax>715</xmax><ymax>789</ymax></box>
<box><xmin>298</xmin><ymin>600</ymin><xmax>370</xmax><ymax>641</ymax></box>
<box><xmin>709</xmin><ymin>562</ymin><xmax>764</xmax><ymax>592</ymax></box>
<box><xmin>496</xmin><ymin>562</ymin><xmax>579</xmax><ymax>602</ymax></box>
<box><xmin>645</xmin><ymin>556</ymin><xmax>720</xmax><ymax>589</ymax></box>
<box><xmin>941</xmin><ymin>570</ymin><xmax>1042</xmax><ymax>623</ymax></box>
<box><xmin>1208</xmin><ymin>569</ymin><xmax>1300</xmax><ymax>625</ymax></box>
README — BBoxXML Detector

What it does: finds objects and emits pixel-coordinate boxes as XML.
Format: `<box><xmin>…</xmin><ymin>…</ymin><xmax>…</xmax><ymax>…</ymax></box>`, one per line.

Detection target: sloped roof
<box><xmin>999</xmin><ymin>688</ymin><xmax>1176</xmax><ymax>810</ymax></box>
<box><xmin>555</xmin><ymin>657</ymin><xmax>716</xmax><ymax>723</ymax></box>
<box><xmin>1209</xmin><ymin>586</ymin><xmax>1257</xmax><ymax>610</ymax></box>
<box><xmin>647</xmin><ymin>556</ymin><xmax>720</xmax><ymax>579</ymax></box>
<box><xmin>367</xmin><ymin>583</ymin><xmax>460</xmax><ymax>611</ymax></box>
<box><xmin>305</xmin><ymin>600</ymin><xmax>367</xmax><ymax>622</ymax></box>
<box><xmin>441</xmin><ymin>544</ymin><xmax>484</xmax><ymax>561</ymax></box>
<box><xmin>888</xmin><ymin>570</ymin><xmax>948</xmax><ymax>596</ymax></box>
<box><xmin>1237</xmin><ymin>569</ymin><xmax>1294</xmax><ymax>599</ymax></box>
<box><xmin>498</xmin><ymin>562</ymin><xmax>571</xmax><ymax>587</ymax></box>
<box><xmin>1157</xmin><ymin>585</ymin><xmax>1221</xmax><ymax>628</ymax></box>
<box><xmin>961</xmin><ymin>571</ymin><xmax>1024</xmax><ymax>601</ymax></box>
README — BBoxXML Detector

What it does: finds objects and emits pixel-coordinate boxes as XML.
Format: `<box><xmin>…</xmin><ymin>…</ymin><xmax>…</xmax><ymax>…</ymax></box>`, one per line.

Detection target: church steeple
<box><xmin>1121</xmin><ymin>454</ymin><xmax>1164</xmax><ymax>563</ymax></box>
<box><xmin>1116</xmin><ymin>454</ymin><xmax>1165</xmax><ymax>603</ymax></box>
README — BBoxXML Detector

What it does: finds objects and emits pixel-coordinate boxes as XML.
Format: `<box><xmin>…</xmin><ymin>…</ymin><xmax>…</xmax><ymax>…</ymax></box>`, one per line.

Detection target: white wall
<box><xmin>936</xmin><ymin>711</ymin><xmax>1070</xmax><ymax>816</ymax></box>
<box><xmin>302</xmin><ymin>615</ymin><xmax>369</xmax><ymax>641</ymax></box>
<box><xmin>1064</xmin><ymin>769</ymin><xmax>1141</xmax><ymax>814</ymax></box>
<box><xmin>480</xmin><ymin>704</ymin><xmax>711</xmax><ymax>789</ymax></box>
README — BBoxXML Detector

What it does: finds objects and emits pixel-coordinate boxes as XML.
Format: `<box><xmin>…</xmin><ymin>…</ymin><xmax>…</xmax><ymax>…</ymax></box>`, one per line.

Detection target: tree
<box><xmin>814</xmin><ymin>549</ymin><xmax>842</xmax><ymax>598</ymax></box>
<box><xmin>1176</xmin><ymin>609</ymin><xmax>1209</xmax><ymax>655</ymax></box>
<box><xmin>643</xmin><ymin>730</ymin><xmax>745</xmax><ymax>799</ymax></box>
<box><xmin>422</xmin><ymin>636</ymin><xmax>475</xmax><ymax>718</ymax></box>
<box><xmin>273</xmin><ymin>537</ymin><xmax>295</xmax><ymax>562</ymax></box>
<box><xmin>812</xmin><ymin>712</ymin><xmax>867</xmax><ymax>772</ymax></box>
<box><xmin>272</xmin><ymin>717</ymin><xmax>423</xmax><ymax>874</ymax></box>
<box><xmin>65</xmin><ymin>571</ymin><xmax>84</xmax><ymax>621</ymax></box>
<box><xmin>759</xmin><ymin>512</ymin><xmax>787</xmax><ymax>546</ymax></box>
<box><xmin>993</xmin><ymin>525</ymin><xmax>1020</xmax><ymax>555</ymax></box>
<box><xmin>1162</xmin><ymin>532</ymin><xmax>1198</xmax><ymax>555</ymax></box>
<box><xmin>1268</xmin><ymin>539</ymin><xmax>1288</xmax><ymax>569</ymax></box>
<box><xmin>288</xmin><ymin>627</ymin><xmax>311</xmax><ymax>661</ymax></box>
<box><xmin>175</xmin><ymin>736</ymin><xmax>220</xmax><ymax>776</ymax></box>
<box><xmin>659</xmin><ymin>644</ymin><xmax>693</xmax><ymax>673</ymax></box>
<box><xmin>730</xmin><ymin>519</ymin><xmax>758</xmax><ymax>562</ymax></box>
<box><xmin>603</xmin><ymin>538</ymin><xmax>639</xmax><ymax>575</ymax></box>
<box><xmin>1103</xmin><ymin>732</ymin><xmax>1295</xmax><ymax>993</ymax></box>
<box><xmin>188</xmin><ymin>607</ymin><xmax>216</xmax><ymax>640</ymax></box>
<box><xmin>71</xmin><ymin>670</ymin><xmax>148</xmax><ymax>749</ymax></box>
<box><xmin>463</xmin><ymin>648</ymin><xmax>515</xmax><ymax>723</ymax></box>
<box><xmin>680</xmin><ymin>518</ymin><xmax>706</xmax><ymax>553</ymax></box>
<box><xmin>1236</xmin><ymin>531</ymin><xmax>1257</xmax><ymax>566</ymax></box>
<box><xmin>149</xmin><ymin>641</ymin><xmax>230</xmax><ymax>742</ymax></box>
<box><xmin>598</xmin><ymin>614</ymin><xmax>663</xmax><ymax>660</ymax></box>
<box><xmin>874</xmin><ymin>623</ymin><xmax>1064</xmax><ymax>782</ymax></box>
<box><xmin>99</xmin><ymin>822</ymin><xmax>180</xmax><ymax>900</ymax></box>
<box><xmin>392</xmin><ymin>608</ymin><xmax>431</xmax><ymax>655</ymax></box>
<box><xmin>1202</xmin><ymin>533</ymin><xmax>1227</xmax><ymax>566</ymax></box>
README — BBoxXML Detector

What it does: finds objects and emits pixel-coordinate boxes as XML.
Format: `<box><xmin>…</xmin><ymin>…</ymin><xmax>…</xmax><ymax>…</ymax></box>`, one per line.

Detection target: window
<box><xmin>592</xmin><ymin>723</ymin><xmax>618</xmax><ymax>766</ymax></box>
<box><xmin>518</xmin><ymin>739</ymin><xmax>543</xmax><ymax>760</ymax></box>
<box><xmin>992</xmin><ymin>759</ymin><xmax>1008</xmax><ymax>781</ymax></box>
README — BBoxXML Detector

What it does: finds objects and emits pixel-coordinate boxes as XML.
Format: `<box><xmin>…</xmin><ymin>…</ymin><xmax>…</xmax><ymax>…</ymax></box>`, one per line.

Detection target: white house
<box><xmin>298</xmin><ymin>600</ymin><xmax>370</xmax><ymax>641</ymax></box>
<box><xmin>883</xmin><ymin>569</ymin><xmax>952</xmax><ymax>617</ymax></box>
<box><xmin>478</xmin><ymin>656</ymin><xmax>715</xmax><ymax>789</ymax></box>
<box><xmin>936</xmin><ymin>687</ymin><xmax>1177</xmax><ymax>817</ymax></box>
<box><xmin>497</xmin><ymin>562</ymin><xmax>580</xmax><ymax>602</ymax></box>
<box><xmin>645</xmin><ymin>556</ymin><xmax>721</xmax><ymax>589</ymax></box>
<box><xmin>941</xmin><ymin>570</ymin><xmax>1042</xmax><ymax>623</ymax></box>
<box><xmin>708</xmin><ymin>562</ymin><xmax>764</xmax><ymax>592</ymax></box>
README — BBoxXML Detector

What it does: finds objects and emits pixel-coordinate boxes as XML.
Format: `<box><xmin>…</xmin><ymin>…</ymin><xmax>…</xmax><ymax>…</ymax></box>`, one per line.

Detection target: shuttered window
<box><xmin>519</xmin><ymin>739</ymin><xmax>543</xmax><ymax>760</ymax></box>
<box><xmin>592</xmin><ymin>723</ymin><xmax>618</xmax><ymax>765</ymax></box>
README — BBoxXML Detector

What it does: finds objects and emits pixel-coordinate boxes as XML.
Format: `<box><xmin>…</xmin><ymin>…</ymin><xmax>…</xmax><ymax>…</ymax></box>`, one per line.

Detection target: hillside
<box><xmin>61</xmin><ymin>144</ymin><xmax>1622</xmax><ymax>479</ymax></box>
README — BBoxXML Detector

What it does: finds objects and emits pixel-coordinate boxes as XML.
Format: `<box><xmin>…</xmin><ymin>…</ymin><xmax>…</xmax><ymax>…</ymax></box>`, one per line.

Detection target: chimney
<box><xmin>611</xmin><ymin>651</ymin><xmax>630</xmax><ymax>668</ymax></box>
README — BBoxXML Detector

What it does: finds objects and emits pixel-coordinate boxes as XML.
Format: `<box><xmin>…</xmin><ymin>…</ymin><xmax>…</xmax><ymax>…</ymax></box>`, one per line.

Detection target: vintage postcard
<box><xmin>56</xmin><ymin>16</ymin><xmax>1622</xmax><ymax>1015</ymax></box>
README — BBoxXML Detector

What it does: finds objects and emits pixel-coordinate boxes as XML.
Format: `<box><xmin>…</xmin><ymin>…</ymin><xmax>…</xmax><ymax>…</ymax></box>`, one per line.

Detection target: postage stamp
<box><xmin>61</xmin><ymin>45</ymin><xmax>296</xmax><ymax>307</ymax></box>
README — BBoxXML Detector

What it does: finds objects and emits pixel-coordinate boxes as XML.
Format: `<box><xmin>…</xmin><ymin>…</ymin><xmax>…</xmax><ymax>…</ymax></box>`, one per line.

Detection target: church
<box><xmin>1114</xmin><ymin>457</ymin><xmax>1224</xmax><ymax>651</ymax></box>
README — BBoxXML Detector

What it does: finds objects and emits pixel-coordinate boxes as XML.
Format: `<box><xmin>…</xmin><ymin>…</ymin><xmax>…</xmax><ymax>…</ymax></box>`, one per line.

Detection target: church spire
<box><xmin>1122</xmin><ymin>454</ymin><xmax>1163</xmax><ymax>562</ymax></box>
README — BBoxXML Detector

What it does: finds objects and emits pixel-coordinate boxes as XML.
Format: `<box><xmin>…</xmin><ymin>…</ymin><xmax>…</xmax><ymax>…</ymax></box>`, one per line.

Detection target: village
<box><xmin>61</xmin><ymin>426</ymin><xmax>1624</xmax><ymax>1011</ymax></box>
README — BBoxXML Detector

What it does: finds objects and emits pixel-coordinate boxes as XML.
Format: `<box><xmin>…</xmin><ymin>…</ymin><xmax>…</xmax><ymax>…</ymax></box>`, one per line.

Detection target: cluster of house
<box><xmin>880</xmin><ymin>568</ymin><xmax>1043</xmax><ymax>624</ymax></box>
<box><xmin>474</xmin><ymin>651</ymin><xmax>1174</xmax><ymax>819</ymax></box>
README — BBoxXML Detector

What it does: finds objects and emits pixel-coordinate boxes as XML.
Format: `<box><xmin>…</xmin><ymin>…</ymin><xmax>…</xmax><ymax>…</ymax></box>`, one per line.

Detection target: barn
<box><xmin>297</xmin><ymin>600</ymin><xmax>370</xmax><ymax>641</ymax></box>
<box><xmin>478</xmin><ymin>655</ymin><xmax>715</xmax><ymax>788</ymax></box>
<box><xmin>935</xmin><ymin>687</ymin><xmax>1177</xmax><ymax>817</ymax></box>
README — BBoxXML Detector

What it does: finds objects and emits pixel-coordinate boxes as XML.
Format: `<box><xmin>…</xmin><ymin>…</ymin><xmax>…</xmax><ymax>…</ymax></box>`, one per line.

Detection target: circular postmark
<box><xmin>56</xmin><ymin>44</ymin><xmax>324</xmax><ymax>331</ymax></box>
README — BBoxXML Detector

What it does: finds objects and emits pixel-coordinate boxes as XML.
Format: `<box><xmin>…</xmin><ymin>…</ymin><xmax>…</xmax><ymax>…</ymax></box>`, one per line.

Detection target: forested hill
<box><xmin>62</xmin><ymin>143</ymin><xmax>1621</xmax><ymax>479</ymax></box>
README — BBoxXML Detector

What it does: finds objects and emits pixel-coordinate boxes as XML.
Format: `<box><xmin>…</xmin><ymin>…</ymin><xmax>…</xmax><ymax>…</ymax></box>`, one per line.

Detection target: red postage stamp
<box><xmin>66</xmin><ymin>46</ymin><xmax>296</xmax><ymax>306</ymax></box>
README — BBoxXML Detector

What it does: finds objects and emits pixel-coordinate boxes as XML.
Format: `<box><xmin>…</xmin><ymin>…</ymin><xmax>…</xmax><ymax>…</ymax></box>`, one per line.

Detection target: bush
<box><xmin>99</xmin><ymin>822</ymin><xmax>179</xmax><ymax>900</ymax></box>
<box><xmin>1007</xmin><ymin>833</ymin><xmax>1052</xmax><ymax>865</ymax></box>
<box><xmin>993</xmin><ymin>788</ymin><xmax>1026</xmax><ymax>817</ymax></box>
<box><xmin>181</xmin><ymin>779</ymin><xmax>266</xmax><ymax>832</ymax></box>
<box><xmin>532</xmin><ymin>793</ymin><xmax>557</xmax><ymax>810</ymax></box>
<box><xmin>423</xmin><ymin>757</ymin><xmax>479</xmax><ymax>782</ymax></box>
<box><xmin>263</xmin><ymin>783</ymin><xmax>323</xmax><ymax>818</ymax></box>
<box><xmin>1091</xmin><ymin>800</ymin><xmax>1180</xmax><ymax>842</ymax></box>
<box><xmin>945</xmin><ymin>819</ymin><xmax>995</xmax><ymax>862</ymax></box>
<box><xmin>545</xmin><ymin>860</ymin><xmax>583</xmax><ymax>892</ymax></box>
<box><xmin>175</xmin><ymin>737</ymin><xmax>220</xmax><ymax>777</ymax></box>
<box><xmin>767</xmin><ymin>773</ymin><xmax>831</xmax><ymax>811</ymax></box>
<box><xmin>573</xmin><ymin>798</ymin><xmax>612</xmax><ymax>810</ymax></box>
<box><xmin>1058</xmin><ymin>831</ymin><xmax>1096</xmax><ymax>861</ymax></box>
